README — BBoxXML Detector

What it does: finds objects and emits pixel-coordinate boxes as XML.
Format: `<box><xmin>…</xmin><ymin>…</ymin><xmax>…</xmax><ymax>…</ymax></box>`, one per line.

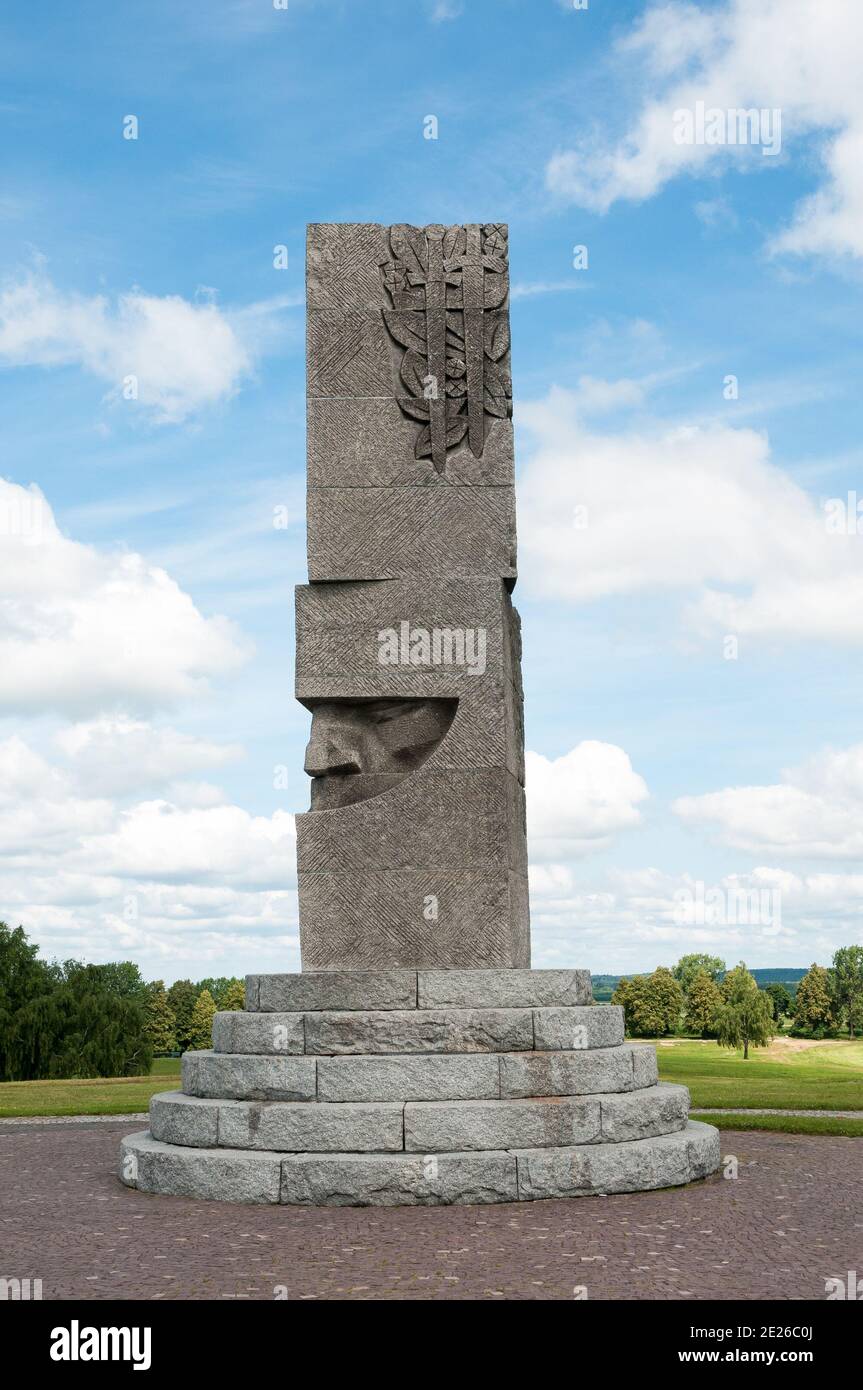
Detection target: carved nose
<box><xmin>304</xmin><ymin>737</ymin><xmax>361</xmax><ymax>778</ymax></box>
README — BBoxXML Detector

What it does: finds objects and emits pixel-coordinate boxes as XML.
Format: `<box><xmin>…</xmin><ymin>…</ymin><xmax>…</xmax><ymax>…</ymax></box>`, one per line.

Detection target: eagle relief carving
<box><xmin>380</xmin><ymin>223</ymin><xmax>512</xmax><ymax>473</ymax></box>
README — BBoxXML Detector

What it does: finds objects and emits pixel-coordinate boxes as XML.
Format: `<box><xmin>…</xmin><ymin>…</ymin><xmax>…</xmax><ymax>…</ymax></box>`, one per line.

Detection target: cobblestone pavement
<box><xmin>0</xmin><ymin>1121</ymin><xmax>860</xmax><ymax>1301</ymax></box>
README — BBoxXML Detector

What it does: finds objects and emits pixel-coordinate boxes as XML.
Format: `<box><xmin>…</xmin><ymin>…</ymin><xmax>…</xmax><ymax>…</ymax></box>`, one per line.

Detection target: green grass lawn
<box><xmin>0</xmin><ymin>1058</ymin><xmax>181</xmax><ymax>1117</ymax></box>
<box><xmin>691</xmin><ymin>1110</ymin><xmax>863</xmax><ymax>1137</ymax></box>
<box><xmin>655</xmin><ymin>1036</ymin><xmax>863</xmax><ymax>1111</ymax></box>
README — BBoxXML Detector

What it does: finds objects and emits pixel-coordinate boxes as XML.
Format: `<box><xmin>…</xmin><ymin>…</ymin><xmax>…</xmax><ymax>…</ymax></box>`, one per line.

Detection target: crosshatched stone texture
<box><xmin>296</xmin><ymin>575</ymin><xmax>527</xmax><ymax>969</ymax></box>
<box><xmin>120</xmin><ymin>223</ymin><xmax>719</xmax><ymax>1207</ymax></box>
<box><xmin>299</xmin><ymin>224</ymin><xmax>526</xmax><ymax>973</ymax></box>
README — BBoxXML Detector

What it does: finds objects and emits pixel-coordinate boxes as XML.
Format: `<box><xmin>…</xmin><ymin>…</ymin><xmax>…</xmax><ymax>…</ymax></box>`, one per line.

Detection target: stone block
<box><xmin>181</xmin><ymin>1051</ymin><xmax>317</xmax><ymax>1102</ymax></box>
<box><xmin>306</xmin><ymin>224</ymin><xmax>390</xmax><ymax>312</ymax></box>
<box><xmin>307</xmin><ymin>396</ymin><xmax>514</xmax><ymax>488</ymax></box>
<box><xmin>306</xmin><ymin>485</ymin><xmax>516</xmax><ymax>582</ymax></box>
<box><xmin>303</xmin><ymin>1007</ymin><xmax>534</xmax><ymax>1055</ymax></box>
<box><xmin>120</xmin><ymin>1131</ymin><xmax>282</xmax><ymax>1204</ymax></box>
<box><xmin>533</xmin><ymin>1005</ymin><xmax>624</xmax><ymax>1051</ymax></box>
<box><xmin>298</xmin><ymin>868</ymin><xmax>530</xmax><ymax>970</ymax></box>
<box><xmin>514</xmin><ymin>1121</ymin><xmax>720</xmax><ymax>1200</ymax></box>
<box><xmin>149</xmin><ymin>1091</ymin><xmax>219</xmax><ymax>1148</ymax></box>
<box><xmin>687</xmin><ymin>1119</ymin><xmax>722</xmax><ymax>1179</ymax></box>
<box><xmin>249</xmin><ymin>970</ymin><xmax>417</xmax><ymax>1013</ymax></box>
<box><xmin>632</xmin><ymin>1043</ymin><xmax>659</xmax><ymax>1089</ymax></box>
<box><xmin>317</xmin><ymin>1053</ymin><xmax>500</xmax><ymax>1103</ymax></box>
<box><xmin>306</xmin><ymin>309</ymin><xmax>393</xmax><ymax>398</ymax></box>
<box><xmin>418</xmin><ymin>968</ymin><xmax>591</xmax><ymax>1010</ymax></box>
<box><xmin>599</xmin><ymin>1083</ymin><xmax>689</xmax><ymax>1143</ymax></box>
<box><xmin>405</xmin><ymin>1096</ymin><xmax>601</xmax><ymax>1152</ymax></box>
<box><xmin>218</xmin><ymin>1100</ymin><xmax>404</xmax><ymax>1153</ymax></box>
<box><xmin>499</xmin><ymin>1045</ymin><xmax>637</xmax><ymax>1099</ymax></box>
<box><xmin>280</xmin><ymin>1150</ymin><xmax>518</xmax><ymax>1207</ymax></box>
<box><xmin>212</xmin><ymin>1010</ymin><xmax>304</xmax><ymax>1055</ymax></box>
<box><xmin>296</xmin><ymin>770</ymin><xmax>527</xmax><ymax>876</ymax></box>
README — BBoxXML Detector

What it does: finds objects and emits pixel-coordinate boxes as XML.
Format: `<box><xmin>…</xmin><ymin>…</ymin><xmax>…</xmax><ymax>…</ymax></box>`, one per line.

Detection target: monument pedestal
<box><xmin>121</xmin><ymin>970</ymin><xmax>719</xmax><ymax>1205</ymax></box>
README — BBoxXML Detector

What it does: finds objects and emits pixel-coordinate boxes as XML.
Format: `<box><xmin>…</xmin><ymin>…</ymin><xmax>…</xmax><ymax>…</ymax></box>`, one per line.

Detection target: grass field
<box><xmin>0</xmin><ymin>1058</ymin><xmax>180</xmax><ymax>1118</ymax></box>
<box><xmin>691</xmin><ymin>1111</ymin><xmax>863</xmax><ymax>1137</ymax></box>
<box><xmin>656</xmin><ymin>1036</ymin><xmax>863</xmax><ymax>1111</ymax></box>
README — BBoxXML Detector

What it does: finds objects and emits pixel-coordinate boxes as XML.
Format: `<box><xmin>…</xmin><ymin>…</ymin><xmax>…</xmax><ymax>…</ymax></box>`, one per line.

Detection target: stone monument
<box><xmin>121</xmin><ymin>224</ymin><xmax>719</xmax><ymax>1205</ymax></box>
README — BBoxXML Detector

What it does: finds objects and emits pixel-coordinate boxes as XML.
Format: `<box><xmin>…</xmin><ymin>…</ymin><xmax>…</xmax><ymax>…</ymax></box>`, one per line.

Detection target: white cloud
<box><xmin>526</xmin><ymin>741</ymin><xmax>649</xmax><ymax>859</ymax></box>
<box><xmin>0</xmin><ymin>478</ymin><xmax>249</xmax><ymax>716</ymax></box>
<box><xmin>55</xmin><ymin>717</ymin><xmax>243</xmax><ymax>798</ymax></box>
<box><xmin>546</xmin><ymin>0</ymin><xmax>863</xmax><ymax>260</ymax></box>
<box><xmin>510</xmin><ymin>281</ymin><xmax>588</xmax><ymax>301</ymax></box>
<box><xmin>674</xmin><ymin>741</ymin><xmax>863</xmax><ymax>859</ymax></box>
<box><xmin>518</xmin><ymin>384</ymin><xmax>863</xmax><ymax>643</ymax></box>
<box><xmin>430</xmin><ymin>0</ymin><xmax>463</xmax><ymax>20</ymax></box>
<box><xmin>529</xmin><ymin>863</ymin><xmax>863</xmax><ymax>971</ymax></box>
<box><xmin>0</xmin><ymin>268</ymin><xmax>295</xmax><ymax>422</ymax></box>
<box><xmin>0</xmin><ymin>730</ymin><xmax>298</xmax><ymax>979</ymax></box>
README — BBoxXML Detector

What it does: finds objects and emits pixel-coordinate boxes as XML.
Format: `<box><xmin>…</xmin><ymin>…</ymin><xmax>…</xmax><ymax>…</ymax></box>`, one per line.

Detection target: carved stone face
<box><xmin>303</xmin><ymin>698</ymin><xmax>457</xmax><ymax>810</ymax></box>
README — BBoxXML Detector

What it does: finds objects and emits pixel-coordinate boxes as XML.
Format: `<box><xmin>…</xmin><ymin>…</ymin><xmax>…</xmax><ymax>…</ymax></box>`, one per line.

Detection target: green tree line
<box><xmin>0</xmin><ymin>922</ymin><xmax>246</xmax><ymax>1082</ymax></box>
<box><xmin>611</xmin><ymin>947</ymin><xmax>863</xmax><ymax>1056</ymax></box>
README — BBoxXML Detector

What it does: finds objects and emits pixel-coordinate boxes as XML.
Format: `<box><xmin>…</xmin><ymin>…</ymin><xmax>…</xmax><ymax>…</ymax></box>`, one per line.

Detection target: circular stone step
<box><xmin>147</xmin><ymin>1083</ymin><xmax>689</xmax><ymax>1153</ymax></box>
<box><xmin>182</xmin><ymin>1043</ymin><xmax>656</xmax><ymax>1103</ymax></box>
<box><xmin>119</xmin><ymin>1120</ymin><xmax>720</xmax><ymax>1206</ymax></box>
<box><xmin>211</xmin><ymin>1004</ymin><xmax>625</xmax><ymax>1056</ymax></box>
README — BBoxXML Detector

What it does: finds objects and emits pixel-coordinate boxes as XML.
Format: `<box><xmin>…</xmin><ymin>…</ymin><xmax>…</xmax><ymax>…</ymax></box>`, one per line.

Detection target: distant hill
<box><xmin>591</xmin><ymin>967</ymin><xmax>810</xmax><ymax>1003</ymax></box>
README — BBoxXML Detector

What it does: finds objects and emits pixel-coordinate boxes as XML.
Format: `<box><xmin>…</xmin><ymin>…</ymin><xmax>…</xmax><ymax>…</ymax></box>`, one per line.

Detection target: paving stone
<box><xmin>317</xmin><ymin>1053</ymin><xmax>500</xmax><ymax>1103</ymax></box>
<box><xmin>120</xmin><ymin>1131</ymin><xmax>281</xmax><ymax>1204</ymax></box>
<box><xmin>249</xmin><ymin>970</ymin><xmax>417</xmax><ymax>1013</ymax></box>
<box><xmin>532</xmin><ymin>1004</ymin><xmax>624</xmax><ymax>1051</ymax></box>
<box><xmin>514</xmin><ymin>1121</ymin><xmax>721</xmax><ymax>1200</ymax></box>
<box><xmin>212</xmin><ymin>1010</ymin><xmax>304</xmax><ymax>1055</ymax></box>
<box><xmin>418</xmin><ymin>968</ymin><xmax>591</xmax><ymax>1010</ymax></box>
<box><xmin>218</xmin><ymin>1100</ymin><xmax>405</xmax><ymax>1154</ymax></box>
<box><xmin>404</xmin><ymin>1097</ymin><xmax>601</xmax><ymax>1152</ymax></box>
<box><xmin>499</xmin><ymin>1045</ymin><xmax>640</xmax><ymax>1098</ymax></box>
<box><xmin>280</xmin><ymin>1150</ymin><xmax>518</xmax><ymax>1207</ymax></box>
<box><xmin>181</xmin><ymin>1051</ymin><xmax>317</xmax><ymax>1102</ymax></box>
<box><xmin>303</xmin><ymin>1007</ymin><xmax>534</xmax><ymax>1055</ymax></box>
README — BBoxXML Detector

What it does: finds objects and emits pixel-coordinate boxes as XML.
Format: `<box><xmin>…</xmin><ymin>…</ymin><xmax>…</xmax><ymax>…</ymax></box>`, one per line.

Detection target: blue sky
<box><xmin>2</xmin><ymin>0</ymin><xmax>863</xmax><ymax>982</ymax></box>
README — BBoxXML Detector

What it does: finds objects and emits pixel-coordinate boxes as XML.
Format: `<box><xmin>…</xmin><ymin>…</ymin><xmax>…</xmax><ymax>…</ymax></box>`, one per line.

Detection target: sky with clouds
<box><xmin>2</xmin><ymin>0</ymin><xmax>863</xmax><ymax>982</ymax></box>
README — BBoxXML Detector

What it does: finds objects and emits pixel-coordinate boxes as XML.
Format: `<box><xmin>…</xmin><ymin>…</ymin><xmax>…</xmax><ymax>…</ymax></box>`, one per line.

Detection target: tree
<box><xmin>167</xmin><ymin>980</ymin><xmax>199</xmax><ymax>1051</ymax></box>
<box><xmin>764</xmin><ymin>982</ymin><xmax>792</xmax><ymax>1022</ymax></box>
<box><xmin>46</xmin><ymin>962</ymin><xmax>153</xmax><ymax>1077</ymax></box>
<box><xmin>0</xmin><ymin>922</ymin><xmax>61</xmax><ymax>1080</ymax></box>
<box><xmin>673</xmin><ymin>954</ymin><xmax>725</xmax><ymax>995</ymax></box>
<box><xmin>219</xmin><ymin>979</ymin><xmax>246</xmax><ymax>1011</ymax></box>
<box><xmin>832</xmin><ymin>946</ymin><xmax>863</xmax><ymax>1039</ymax></box>
<box><xmin>793</xmin><ymin>963</ymin><xmax>835</xmax><ymax>1037</ymax></box>
<box><xmin>187</xmin><ymin>989</ymin><xmax>217</xmax><ymax>1050</ymax></box>
<box><xmin>684</xmin><ymin>970</ymin><xmax>722</xmax><ymax>1037</ymax></box>
<box><xmin>715</xmin><ymin>963</ymin><xmax>773</xmax><ymax>1059</ymax></box>
<box><xmin>94</xmin><ymin>961</ymin><xmax>147</xmax><ymax>1001</ymax></box>
<box><xmin>198</xmin><ymin>978</ymin><xmax>234</xmax><ymax>1007</ymax></box>
<box><xmin>612</xmin><ymin>968</ymin><xmax>684</xmax><ymax>1037</ymax></box>
<box><xmin>144</xmin><ymin>981</ymin><xmax>177</xmax><ymax>1053</ymax></box>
